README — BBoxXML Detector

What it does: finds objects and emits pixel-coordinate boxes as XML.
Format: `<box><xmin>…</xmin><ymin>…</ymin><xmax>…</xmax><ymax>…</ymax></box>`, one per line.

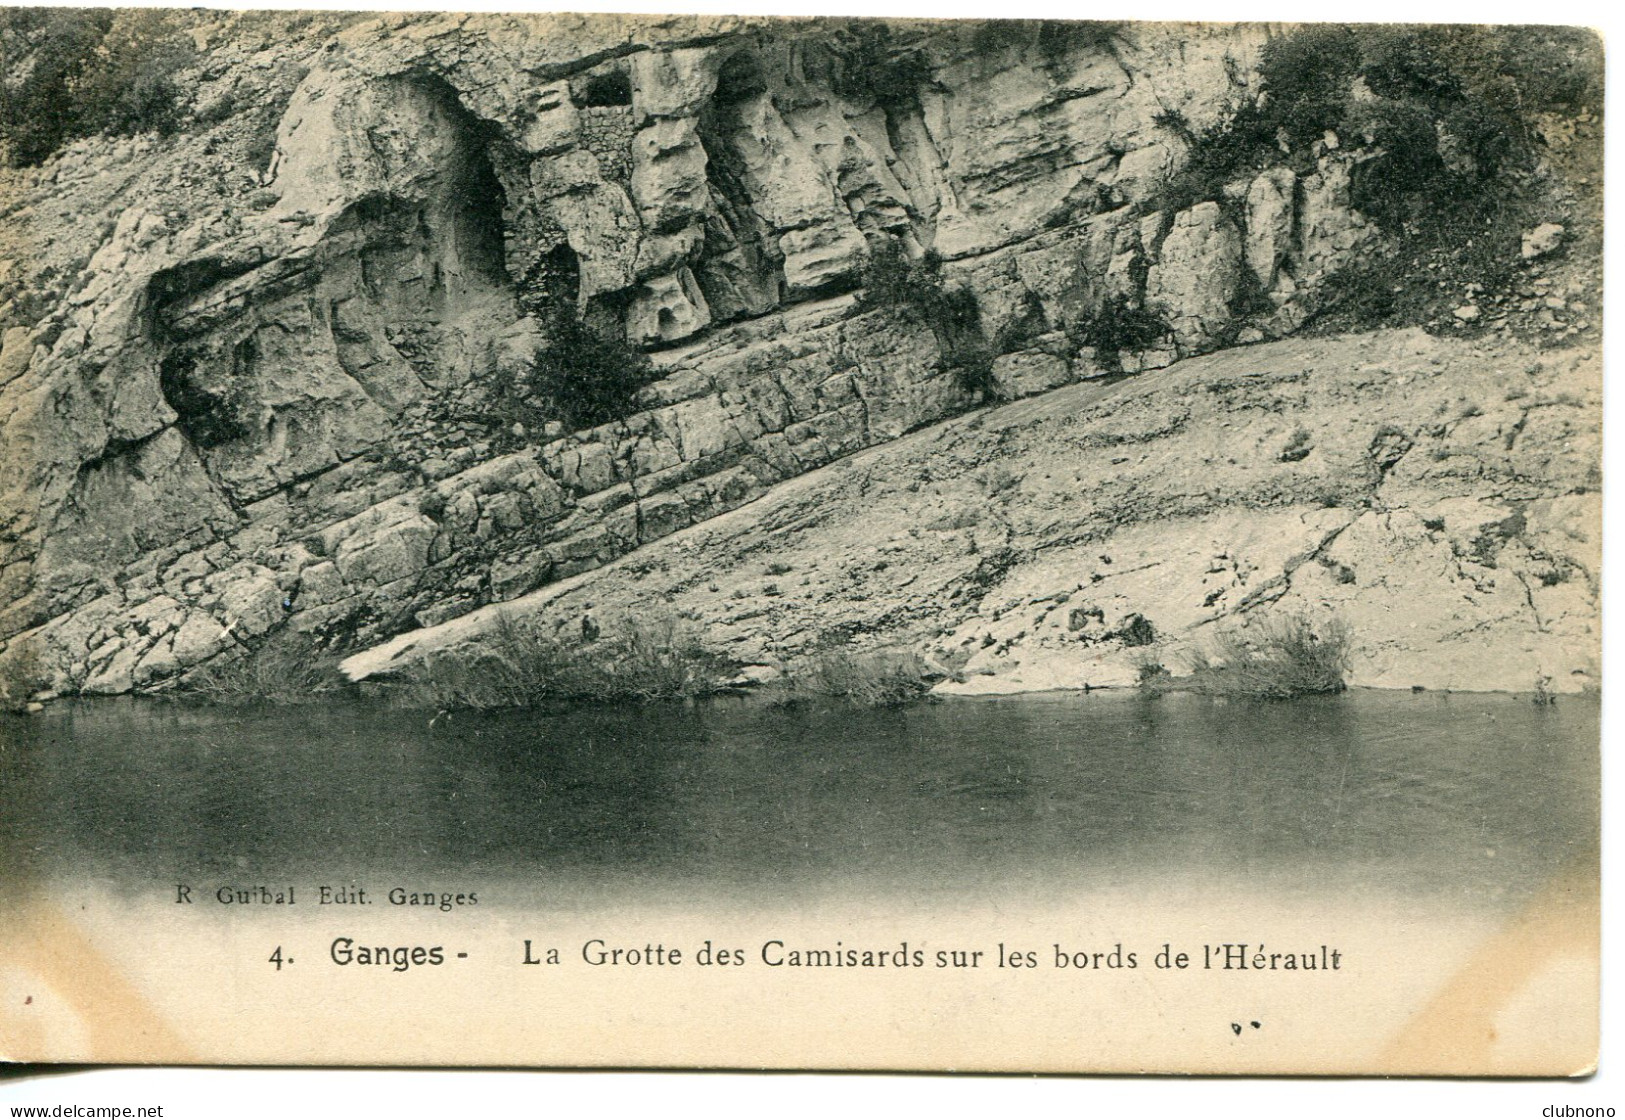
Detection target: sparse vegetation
<box><xmin>1318</xmin><ymin>556</ymin><xmax>1358</xmax><ymax>585</ymax></box>
<box><xmin>1146</xmin><ymin>25</ymin><xmax>1601</xmax><ymax>336</ymax></box>
<box><xmin>1280</xmin><ymin>427</ymin><xmax>1313</xmax><ymax>463</ymax></box>
<box><xmin>926</xmin><ymin>506</ymin><xmax>981</xmax><ymax>532</ymax></box>
<box><xmin>1037</xmin><ymin>20</ymin><xmax>1121</xmax><ymax>66</ymax></box>
<box><xmin>418</xmin><ymin>489</ymin><xmax>449</xmax><ymax>522</ymax></box>
<box><xmin>1135</xmin><ymin>656</ymin><xmax>1172</xmax><ymax>688</ymax></box>
<box><xmin>1226</xmin><ymin>267</ymin><xmax>1278</xmax><ymax>325</ymax></box>
<box><xmin>772</xmin><ymin>648</ymin><xmax>938</xmax><ymax>707</ymax></box>
<box><xmin>478</xmin><ymin>363</ymin><xmax>551</xmax><ymax>442</ymax></box>
<box><xmin>1310</xmin><ymin>256</ymin><xmax>1413</xmax><ymax>330</ymax></box>
<box><xmin>239</xmin><ymin>70</ymin><xmax>305</xmax><ymax>175</ymax></box>
<box><xmin>399</xmin><ymin>611</ymin><xmax>945</xmax><ymax>712</ymax></box>
<box><xmin>1072</xmin><ymin>295</ymin><xmax>1171</xmax><ymax>370</ymax></box>
<box><xmin>994</xmin><ymin>291</ymin><xmax>1050</xmax><ymax>354</ymax></box>
<box><xmin>831</xmin><ymin>24</ymin><xmax>933</xmax><ymax>110</ymax></box>
<box><xmin>968</xmin><ymin>19</ymin><xmax>1121</xmax><ymax>71</ymax></box>
<box><xmin>400</xmin><ymin>610</ymin><xmax>730</xmax><ymax>711</ymax></box>
<box><xmin>858</xmin><ymin>239</ymin><xmax>999</xmax><ymax>403</ymax></box>
<box><xmin>1144</xmin><ymin>612</ymin><xmax>1353</xmax><ymax>700</ymax></box>
<box><xmin>1160</xmin><ymin>26</ymin><xmax>1597</xmax><ymax>220</ymax></box>
<box><xmin>951</xmin><ymin>341</ymin><xmax>1000</xmax><ymax>402</ymax></box>
<box><xmin>169</xmin><ymin>631</ymin><xmax>352</xmax><ymax>706</ymax></box>
<box><xmin>1115</xmin><ymin>613</ymin><xmax>1156</xmax><ymax>647</ymax></box>
<box><xmin>977</xmin><ymin>462</ymin><xmax>1021</xmax><ymax>495</ymax></box>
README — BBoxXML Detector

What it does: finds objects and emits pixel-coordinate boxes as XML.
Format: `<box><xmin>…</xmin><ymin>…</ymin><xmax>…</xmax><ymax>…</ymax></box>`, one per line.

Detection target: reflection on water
<box><xmin>0</xmin><ymin>690</ymin><xmax>1597</xmax><ymax>908</ymax></box>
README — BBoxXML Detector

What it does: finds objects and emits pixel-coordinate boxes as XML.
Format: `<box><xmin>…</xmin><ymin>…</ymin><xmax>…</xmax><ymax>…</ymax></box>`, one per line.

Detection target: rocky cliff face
<box><xmin>0</xmin><ymin>14</ymin><xmax>1597</xmax><ymax>702</ymax></box>
<box><xmin>347</xmin><ymin>328</ymin><xmax>1600</xmax><ymax>698</ymax></box>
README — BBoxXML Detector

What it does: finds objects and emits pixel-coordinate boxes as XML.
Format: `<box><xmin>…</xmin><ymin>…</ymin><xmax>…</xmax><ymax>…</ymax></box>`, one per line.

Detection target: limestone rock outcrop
<box><xmin>348</xmin><ymin>330</ymin><xmax>1601</xmax><ymax>698</ymax></box>
<box><xmin>0</xmin><ymin>15</ymin><xmax>1573</xmax><ymax>701</ymax></box>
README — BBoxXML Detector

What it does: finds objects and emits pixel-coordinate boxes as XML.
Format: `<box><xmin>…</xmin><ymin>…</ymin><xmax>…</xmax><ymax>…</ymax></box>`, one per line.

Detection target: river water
<box><xmin>0</xmin><ymin>688</ymin><xmax>1597</xmax><ymax>911</ymax></box>
<box><xmin>0</xmin><ymin>688</ymin><xmax>1601</xmax><ymax>1071</ymax></box>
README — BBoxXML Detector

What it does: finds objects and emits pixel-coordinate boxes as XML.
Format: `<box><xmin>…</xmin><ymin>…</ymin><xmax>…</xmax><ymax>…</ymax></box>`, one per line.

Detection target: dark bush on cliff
<box><xmin>1076</xmin><ymin>296</ymin><xmax>1170</xmax><ymax>354</ymax></box>
<box><xmin>1152</xmin><ymin>25</ymin><xmax>1599</xmax><ymax>338</ymax></box>
<box><xmin>73</xmin><ymin>10</ymin><xmax>195</xmax><ymax>138</ymax></box>
<box><xmin>1162</xmin><ymin>25</ymin><xmax>1599</xmax><ymax>228</ymax></box>
<box><xmin>1</xmin><ymin>9</ymin><xmax>110</xmax><ymax>165</ymax></box>
<box><xmin>830</xmin><ymin>24</ymin><xmax>932</xmax><ymax>110</ymax></box>
<box><xmin>859</xmin><ymin>239</ymin><xmax>998</xmax><ymax>401</ymax></box>
<box><xmin>529</xmin><ymin>306</ymin><xmax>655</xmax><ymax>431</ymax></box>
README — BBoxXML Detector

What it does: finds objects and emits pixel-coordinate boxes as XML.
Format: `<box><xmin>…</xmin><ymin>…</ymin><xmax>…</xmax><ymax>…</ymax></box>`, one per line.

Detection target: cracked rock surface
<box><xmin>349</xmin><ymin>328</ymin><xmax>1599</xmax><ymax>696</ymax></box>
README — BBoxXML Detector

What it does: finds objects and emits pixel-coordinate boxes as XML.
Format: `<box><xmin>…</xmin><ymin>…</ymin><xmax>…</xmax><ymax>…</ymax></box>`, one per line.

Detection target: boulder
<box><xmin>1522</xmin><ymin>223</ymin><xmax>1566</xmax><ymax>260</ymax></box>
<box><xmin>1145</xmin><ymin>202</ymin><xmax>1242</xmax><ymax>351</ymax></box>
<box><xmin>1244</xmin><ymin>167</ymin><xmax>1296</xmax><ymax>292</ymax></box>
<box><xmin>627</xmin><ymin>270</ymin><xmax>713</xmax><ymax>345</ymax></box>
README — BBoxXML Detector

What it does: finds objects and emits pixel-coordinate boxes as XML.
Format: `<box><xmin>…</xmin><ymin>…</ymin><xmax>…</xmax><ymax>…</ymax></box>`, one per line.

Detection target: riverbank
<box><xmin>344</xmin><ymin>327</ymin><xmax>1599</xmax><ymax>700</ymax></box>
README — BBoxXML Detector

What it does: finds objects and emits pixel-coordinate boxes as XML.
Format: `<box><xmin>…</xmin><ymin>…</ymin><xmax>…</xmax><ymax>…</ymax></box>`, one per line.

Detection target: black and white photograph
<box><xmin>0</xmin><ymin>1</ymin><xmax>1605</xmax><ymax>1099</ymax></box>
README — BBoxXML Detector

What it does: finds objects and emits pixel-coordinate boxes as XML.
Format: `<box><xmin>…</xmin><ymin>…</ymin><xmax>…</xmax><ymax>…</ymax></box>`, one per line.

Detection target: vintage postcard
<box><xmin>0</xmin><ymin>9</ymin><xmax>1602</xmax><ymax>1074</ymax></box>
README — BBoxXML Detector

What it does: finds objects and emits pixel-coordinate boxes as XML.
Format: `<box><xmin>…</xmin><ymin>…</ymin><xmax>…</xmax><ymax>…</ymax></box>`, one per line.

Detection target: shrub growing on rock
<box><xmin>774</xmin><ymin>647</ymin><xmax>938</xmax><ymax>707</ymax></box>
<box><xmin>0</xmin><ymin>8</ymin><xmax>112</xmax><ymax>165</ymax></box>
<box><xmin>170</xmin><ymin>630</ymin><xmax>351</xmax><ymax>705</ymax></box>
<box><xmin>1073</xmin><ymin>296</ymin><xmax>1171</xmax><ymax>369</ymax></box>
<box><xmin>858</xmin><ymin>239</ymin><xmax>999</xmax><ymax>402</ymax></box>
<box><xmin>528</xmin><ymin>305</ymin><xmax>655</xmax><ymax>431</ymax></box>
<box><xmin>1114</xmin><ymin>613</ymin><xmax>1157</xmax><ymax>647</ymax></box>
<box><xmin>831</xmin><ymin>24</ymin><xmax>932</xmax><ymax>110</ymax></box>
<box><xmin>856</xmin><ymin>239</ymin><xmax>934</xmax><ymax>310</ymax></box>
<box><xmin>1155</xmin><ymin>24</ymin><xmax>1593</xmax><ymax>233</ymax></box>
<box><xmin>73</xmin><ymin>10</ymin><xmax>196</xmax><ymax>139</ymax></box>
<box><xmin>401</xmin><ymin>610</ymin><xmax>730</xmax><ymax>710</ymax></box>
<box><xmin>1180</xmin><ymin>612</ymin><xmax>1353</xmax><ymax>700</ymax></box>
<box><xmin>1158</xmin><ymin>24</ymin><xmax>1602</xmax><ymax>337</ymax></box>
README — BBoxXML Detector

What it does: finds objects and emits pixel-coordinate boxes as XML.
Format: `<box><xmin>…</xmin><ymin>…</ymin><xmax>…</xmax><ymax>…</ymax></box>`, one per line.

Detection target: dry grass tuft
<box><xmin>1143</xmin><ymin>612</ymin><xmax>1352</xmax><ymax>700</ymax></box>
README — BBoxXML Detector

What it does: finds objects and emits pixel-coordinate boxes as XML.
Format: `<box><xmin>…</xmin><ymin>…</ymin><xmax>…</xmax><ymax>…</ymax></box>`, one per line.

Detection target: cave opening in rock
<box><xmin>145</xmin><ymin>70</ymin><xmax>520</xmax><ymax>467</ymax></box>
<box><xmin>158</xmin><ymin>346</ymin><xmax>254</xmax><ymax>450</ymax></box>
<box><xmin>579</xmin><ymin>69</ymin><xmax>632</xmax><ymax>108</ymax></box>
<box><xmin>517</xmin><ymin>240</ymin><xmax>583</xmax><ymax>322</ymax></box>
<box><xmin>308</xmin><ymin>72</ymin><xmax>516</xmax><ymax>356</ymax></box>
<box><xmin>408</xmin><ymin>73</ymin><xmax>512</xmax><ymax>305</ymax></box>
<box><xmin>692</xmin><ymin>50</ymin><xmax>785</xmax><ymax>321</ymax></box>
<box><xmin>714</xmin><ymin>51</ymin><xmax>767</xmax><ymax>105</ymax></box>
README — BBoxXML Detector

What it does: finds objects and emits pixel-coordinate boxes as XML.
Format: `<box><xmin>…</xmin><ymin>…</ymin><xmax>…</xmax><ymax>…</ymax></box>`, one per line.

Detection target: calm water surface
<box><xmin>0</xmin><ymin>690</ymin><xmax>1598</xmax><ymax>909</ymax></box>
